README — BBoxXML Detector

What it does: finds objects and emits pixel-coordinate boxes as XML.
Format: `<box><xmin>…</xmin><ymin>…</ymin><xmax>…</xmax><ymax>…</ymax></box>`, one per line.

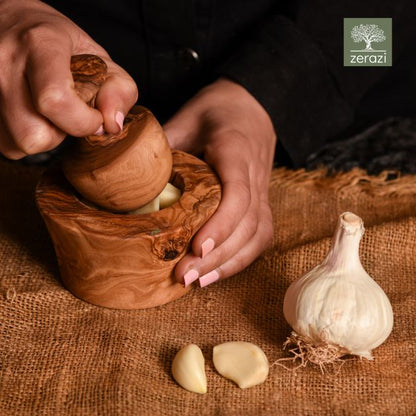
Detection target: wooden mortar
<box><xmin>36</xmin><ymin>150</ymin><xmax>221</xmax><ymax>309</ymax></box>
<box><xmin>35</xmin><ymin>54</ymin><xmax>221</xmax><ymax>309</ymax></box>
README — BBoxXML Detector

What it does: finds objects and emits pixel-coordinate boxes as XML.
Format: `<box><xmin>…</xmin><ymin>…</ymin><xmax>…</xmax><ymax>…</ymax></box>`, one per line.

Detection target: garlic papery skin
<box><xmin>283</xmin><ymin>212</ymin><xmax>393</xmax><ymax>361</ymax></box>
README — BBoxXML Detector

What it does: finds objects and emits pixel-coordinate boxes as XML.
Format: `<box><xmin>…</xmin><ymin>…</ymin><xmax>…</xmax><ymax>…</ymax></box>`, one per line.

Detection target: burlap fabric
<box><xmin>1</xmin><ymin>159</ymin><xmax>415</xmax><ymax>415</ymax></box>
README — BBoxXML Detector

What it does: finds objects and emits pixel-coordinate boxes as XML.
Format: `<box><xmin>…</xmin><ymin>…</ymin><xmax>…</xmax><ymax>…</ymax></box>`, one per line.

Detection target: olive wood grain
<box><xmin>64</xmin><ymin>54</ymin><xmax>173</xmax><ymax>212</ymax></box>
<box><xmin>36</xmin><ymin>150</ymin><xmax>221</xmax><ymax>309</ymax></box>
<box><xmin>70</xmin><ymin>54</ymin><xmax>107</xmax><ymax>106</ymax></box>
<box><xmin>63</xmin><ymin>105</ymin><xmax>173</xmax><ymax>212</ymax></box>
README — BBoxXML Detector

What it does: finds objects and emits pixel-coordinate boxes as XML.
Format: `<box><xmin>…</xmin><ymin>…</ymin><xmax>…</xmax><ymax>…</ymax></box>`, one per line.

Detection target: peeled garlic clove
<box><xmin>128</xmin><ymin>183</ymin><xmax>181</xmax><ymax>214</ymax></box>
<box><xmin>129</xmin><ymin>196</ymin><xmax>160</xmax><ymax>214</ymax></box>
<box><xmin>283</xmin><ymin>212</ymin><xmax>394</xmax><ymax>362</ymax></box>
<box><xmin>171</xmin><ymin>344</ymin><xmax>207</xmax><ymax>394</ymax></box>
<box><xmin>213</xmin><ymin>342</ymin><xmax>269</xmax><ymax>389</ymax></box>
<box><xmin>159</xmin><ymin>182</ymin><xmax>181</xmax><ymax>209</ymax></box>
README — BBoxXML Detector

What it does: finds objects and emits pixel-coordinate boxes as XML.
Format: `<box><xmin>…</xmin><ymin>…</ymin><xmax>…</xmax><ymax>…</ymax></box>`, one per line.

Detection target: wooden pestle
<box><xmin>62</xmin><ymin>54</ymin><xmax>172</xmax><ymax>212</ymax></box>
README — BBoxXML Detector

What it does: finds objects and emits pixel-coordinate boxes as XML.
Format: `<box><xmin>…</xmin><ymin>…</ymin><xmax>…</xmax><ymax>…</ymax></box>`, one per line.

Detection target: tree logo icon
<box><xmin>350</xmin><ymin>24</ymin><xmax>386</xmax><ymax>52</ymax></box>
<box><xmin>344</xmin><ymin>18</ymin><xmax>392</xmax><ymax>66</ymax></box>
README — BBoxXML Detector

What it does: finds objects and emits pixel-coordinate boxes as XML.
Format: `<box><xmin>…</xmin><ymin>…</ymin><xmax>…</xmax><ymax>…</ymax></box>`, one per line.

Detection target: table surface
<box><xmin>0</xmin><ymin>148</ymin><xmax>416</xmax><ymax>415</ymax></box>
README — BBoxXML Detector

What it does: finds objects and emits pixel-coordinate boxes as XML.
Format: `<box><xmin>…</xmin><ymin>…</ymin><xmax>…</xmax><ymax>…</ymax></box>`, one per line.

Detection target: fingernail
<box><xmin>201</xmin><ymin>238</ymin><xmax>215</xmax><ymax>258</ymax></box>
<box><xmin>183</xmin><ymin>269</ymin><xmax>199</xmax><ymax>287</ymax></box>
<box><xmin>115</xmin><ymin>111</ymin><xmax>124</xmax><ymax>132</ymax></box>
<box><xmin>199</xmin><ymin>270</ymin><xmax>220</xmax><ymax>288</ymax></box>
<box><xmin>94</xmin><ymin>124</ymin><xmax>105</xmax><ymax>135</ymax></box>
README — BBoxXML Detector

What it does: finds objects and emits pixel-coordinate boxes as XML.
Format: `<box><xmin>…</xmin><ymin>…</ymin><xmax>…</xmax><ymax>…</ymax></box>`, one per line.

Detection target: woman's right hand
<box><xmin>0</xmin><ymin>0</ymin><xmax>138</xmax><ymax>159</ymax></box>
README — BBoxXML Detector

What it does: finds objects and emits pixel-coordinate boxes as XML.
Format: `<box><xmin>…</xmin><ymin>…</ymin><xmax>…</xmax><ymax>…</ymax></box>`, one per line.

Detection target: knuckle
<box><xmin>216</xmin><ymin>265</ymin><xmax>228</xmax><ymax>281</ymax></box>
<box><xmin>227</xmin><ymin>179</ymin><xmax>251</xmax><ymax>210</ymax></box>
<box><xmin>233</xmin><ymin>255</ymin><xmax>247</xmax><ymax>272</ymax></box>
<box><xmin>125</xmin><ymin>78</ymin><xmax>139</xmax><ymax>103</ymax></box>
<box><xmin>16</xmin><ymin>126</ymin><xmax>55</xmax><ymax>155</ymax></box>
<box><xmin>112</xmin><ymin>77</ymin><xmax>139</xmax><ymax>110</ymax></box>
<box><xmin>241</xmin><ymin>212</ymin><xmax>258</xmax><ymax>240</ymax></box>
<box><xmin>220</xmin><ymin>255</ymin><xmax>244</xmax><ymax>278</ymax></box>
<box><xmin>1</xmin><ymin>149</ymin><xmax>24</xmax><ymax>160</ymax></box>
<box><xmin>19</xmin><ymin>23</ymin><xmax>58</xmax><ymax>49</ymax></box>
<box><xmin>237</xmin><ymin>182</ymin><xmax>252</xmax><ymax>207</ymax></box>
<box><xmin>36</xmin><ymin>86</ymin><xmax>68</xmax><ymax>116</ymax></box>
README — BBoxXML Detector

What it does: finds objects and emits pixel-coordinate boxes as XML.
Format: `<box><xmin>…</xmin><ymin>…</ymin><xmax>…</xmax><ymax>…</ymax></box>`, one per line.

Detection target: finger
<box><xmin>191</xmin><ymin>131</ymin><xmax>252</xmax><ymax>257</ymax></box>
<box><xmin>199</xmin><ymin>203</ymin><xmax>273</xmax><ymax>288</ymax></box>
<box><xmin>26</xmin><ymin>42</ymin><xmax>103</xmax><ymax>137</ymax></box>
<box><xmin>176</xmin><ymin>195</ymin><xmax>271</xmax><ymax>286</ymax></box>
<box><xmin>0</xmin><ymin>117</ymin><xmax>26</xmax><ymax>159</ymax></box>
<box><xmin>95</xmin><ymin>60</ymin><xmax>138</xmax><ymax>134</ymax></box>
<box><xmin>175</xmin><ymin>201</ymin><xmax>258</xmax><ymax>284</ymax></box>
<box><xmin>176</xmin><ymin>198</ymin><xmax>273</xmax><ymax>287</ymax></box>
<box><xmin>0</xmin><ymin>65</ymin><xmax>65</xmax><ymax>157</ymax></box>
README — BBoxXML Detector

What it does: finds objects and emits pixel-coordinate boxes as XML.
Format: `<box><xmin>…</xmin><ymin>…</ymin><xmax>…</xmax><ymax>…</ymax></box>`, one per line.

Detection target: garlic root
<box><xmin>283</xmin><ymin>212</ymin><xmax>394</xmax><ymax>367</ymax></box>
<box><xmin>279</xmin><ymin>332</ymin><xmax>350</xmax><ymax>373</ymax></box>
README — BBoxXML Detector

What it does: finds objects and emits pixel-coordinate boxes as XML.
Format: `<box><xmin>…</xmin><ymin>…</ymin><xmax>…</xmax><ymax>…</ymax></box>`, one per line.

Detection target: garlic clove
<box><xmin>128</xmin><ymin>183</ymin><xmax>181</xmax><ymax>214</ymax></box>
<box><xmin>213</xmin><ymin>342</ymin><xmax>269</xmax><ymax>389</ymax></box>
<box><xmin>129</xmin><ymin>196</ymin><xmax>160</xmax><ymax>214</ymax></box>
<box><xmin>171</xmin><ymin>344</ymin><xmax>207</xmax><ymax>394</ymax></box>
<box><xmin>159</xmin><ymin>182</ymin><xmax>181</xmax><ymax>209</ymax></box>
<box><xmin>283</xmin><ymin>212</ymin><xmax>394</xmax><ymax>363</ymax></box>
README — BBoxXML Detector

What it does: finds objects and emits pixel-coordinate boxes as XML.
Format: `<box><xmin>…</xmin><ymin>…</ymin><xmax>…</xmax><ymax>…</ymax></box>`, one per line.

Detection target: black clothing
<box><xmin>45</xmin><ymin>0</ymin><xmax>416</xmax><ymax>167</ymax></box>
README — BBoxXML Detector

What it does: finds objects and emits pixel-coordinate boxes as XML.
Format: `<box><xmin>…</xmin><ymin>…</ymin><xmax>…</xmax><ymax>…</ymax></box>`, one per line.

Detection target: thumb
<box><xmin>163</xmin><ymin>104</ymin><xmax>205</xmax><ymax>154</ymax></box>
<box><xmin>94</xmin><ymin>59</ymin><xmax>138</xmax><ymax>134</ymax></box>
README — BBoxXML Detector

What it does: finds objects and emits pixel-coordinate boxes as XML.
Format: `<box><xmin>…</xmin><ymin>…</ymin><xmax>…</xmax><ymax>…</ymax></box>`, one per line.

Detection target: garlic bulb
<box><xmin>283</xmin><ymin>212</ymin><xmax>393</xmax><ymax>361</ymax></box>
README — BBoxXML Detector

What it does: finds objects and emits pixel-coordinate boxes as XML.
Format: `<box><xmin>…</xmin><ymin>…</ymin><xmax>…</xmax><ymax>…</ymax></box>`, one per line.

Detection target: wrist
<box><xmin>208</xmin><ymin>77</ymin><xmax>276</xmax><ymax>142</ymax></box>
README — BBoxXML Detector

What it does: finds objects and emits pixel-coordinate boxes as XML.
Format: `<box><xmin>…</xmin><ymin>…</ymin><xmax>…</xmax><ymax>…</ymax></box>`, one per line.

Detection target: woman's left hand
<box><xmin>163</xmin><ymin>78</ymin><xmax>277</xmax><ymax>288</ymax></box>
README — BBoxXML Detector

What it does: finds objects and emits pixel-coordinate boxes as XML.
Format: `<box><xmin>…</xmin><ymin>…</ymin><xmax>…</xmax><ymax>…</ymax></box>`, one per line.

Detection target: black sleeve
<box><xmin>217</xmin><ymin>1</ymin><xmax>415</xmax><ymax>167</ymax></box>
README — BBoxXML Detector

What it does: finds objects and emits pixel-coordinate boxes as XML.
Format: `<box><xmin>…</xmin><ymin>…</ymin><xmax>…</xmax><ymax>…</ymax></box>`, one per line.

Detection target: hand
<box><xmin>164</xmin><ymin>78</ymin><xmax>276</xmax><ymax>287</ymax></box>
<box><xmin>0</xmin><ymin>0</ymin><xmax>137</xmax><ymax>159</ymax></box>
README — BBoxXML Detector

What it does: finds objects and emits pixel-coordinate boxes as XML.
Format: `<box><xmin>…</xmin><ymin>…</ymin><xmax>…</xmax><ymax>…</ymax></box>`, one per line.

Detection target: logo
<box><xmin>344</xmin><ymin>18</ymin><xmax>392</xmax><ymax>67</ymax></box>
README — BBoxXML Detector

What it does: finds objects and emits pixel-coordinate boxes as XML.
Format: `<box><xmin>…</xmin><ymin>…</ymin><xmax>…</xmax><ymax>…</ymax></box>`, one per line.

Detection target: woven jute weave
<box><xmin>0</xmin><ymin>159</ymin><xmax>415</xmax><ymax>415</ymax></box>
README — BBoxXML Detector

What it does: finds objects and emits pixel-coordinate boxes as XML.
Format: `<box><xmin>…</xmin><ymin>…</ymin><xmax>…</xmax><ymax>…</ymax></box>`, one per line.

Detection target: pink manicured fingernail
<box><xmin>115</xmin><ymin>111</ymin><xmax>124</xmax><ymax>132</ymax></box>
<box><xmin>94</xmin><ymin>124</ymin><xmax>105</xmax><ymax>135</ymax></box>
<box><xmin>183</xmin><ymin>269</ymin><xmax>199</xmax><ymax>287</ymax></box>
<box><xmin>201</xmin><ymin>238</ymin><xmax>215</xmax><ymax>258</ymax></box>
<box><xmin>199</xmin><ymin>270</ymin><xmax>220</xmax><ymax>288</ymax></box>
